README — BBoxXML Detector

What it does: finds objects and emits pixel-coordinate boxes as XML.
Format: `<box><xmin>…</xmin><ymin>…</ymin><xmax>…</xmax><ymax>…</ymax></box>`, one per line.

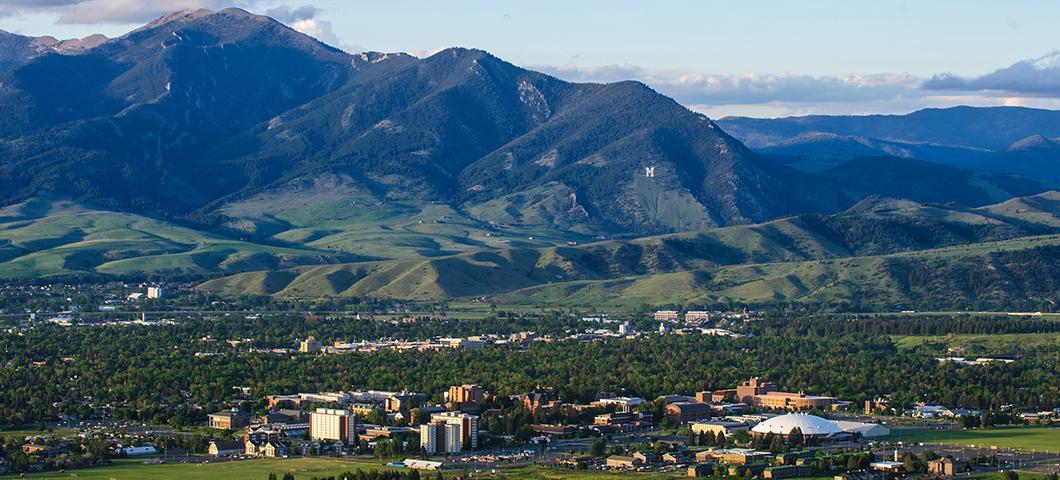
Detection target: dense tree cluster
<box><xmin>0</xmin><ymin>314</ymin><xmax>1056</xmax><ymax>427</ymax></box>
<box><xmin>755</xmin><ymin>315</ymin><xmax>1060</xmax><ymax>337</ymax></box>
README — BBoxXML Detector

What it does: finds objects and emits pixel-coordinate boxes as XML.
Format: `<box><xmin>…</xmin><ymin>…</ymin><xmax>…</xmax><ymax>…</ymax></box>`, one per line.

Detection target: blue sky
<box><xmin>2</xmin><ymin>0</ymin><xmax>1060</xmax><ymax>117</ymax></box>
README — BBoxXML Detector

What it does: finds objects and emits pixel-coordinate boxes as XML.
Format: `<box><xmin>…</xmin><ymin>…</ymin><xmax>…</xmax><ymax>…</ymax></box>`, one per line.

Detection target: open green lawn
<box><xmin>2</xmin><ymin>457</ymin><xmax>400</xmax><ymax>480</ymax></box>
<box><xmin>891</xmin><ymin>426</ymin><xmax>1060</xmax><ymax>453</ymax></box>
<box><xmin>0</xmin><ymin>458</ymin><xmax>845</xmax><ymax>480</ymax></box>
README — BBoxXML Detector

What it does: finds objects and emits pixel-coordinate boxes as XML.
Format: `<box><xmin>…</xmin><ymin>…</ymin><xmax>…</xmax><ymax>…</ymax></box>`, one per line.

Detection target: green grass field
<box><xmin>2</xmin><ymin>457</ymin><xmax>401</xmax><ymax>480</ymax></box>
<box><xmin>0</xmin><ymin>459</ymin><xmax>706</xmax><ymax>480</ymax></box>
<box><xmin>891</xmin><ymin>427</ymin><xmax>1060</xmax><ymax>453</ymax></box>
<box><xmin>891</xmin><ymin>333</ymin><xmax>1060</xmax><ymax>355</ymax></box>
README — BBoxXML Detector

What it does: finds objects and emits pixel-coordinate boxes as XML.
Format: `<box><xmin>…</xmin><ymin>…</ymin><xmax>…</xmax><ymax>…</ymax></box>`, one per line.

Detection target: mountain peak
<box><xmin>1008</xmin><ymin>134</ymin><xmax>1060</xmax><ymax>152</ymax></box>
<box><xmin>137</xmin><ymin>8</ymin><xmax>214</xmax><ymax>31</ymax></box>
<box><xmin>842</xmin><ymin>195</ymin><xmax>924</xmax><ymax>215</ymax></box>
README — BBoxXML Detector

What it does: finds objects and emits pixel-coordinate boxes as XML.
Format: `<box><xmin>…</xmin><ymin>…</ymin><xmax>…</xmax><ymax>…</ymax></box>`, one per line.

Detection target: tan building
<box><xmin>736</xmin><ymin>377</ymin><xmax>778</xmax><ymax>402</ymax></box>
<box><xmin>245</xmin><ymin>439</ymin><xmax>287</xmax><ymax>457</ymax></box>
<box><xmin>928</xmin><ymin>458</ymin><xmax>967</xmax><ymax>476</ymax></box>
<box><xmin>309</xmin><ymin>408</ymin><xmax>355</xmax><ymax>445</ymax></box>
<box><xmin>420</xmin><ymin>422</ymin><xmax>462</xmax><ymax>453</ymax></box>
<box><xmin>606</xmin><ymin>455</ymin><xmax>642</xmax><ymax>469</ymax></box>
<box><xmin>684</xmin><ymin>311</ymin><xmax>710</xmax><ymax>322</ymax></box>
<box><xmin>424</xmin><ymin>412</ymin><xmax>479</xmax><ymax>451</ymax></box>
<box><xmin>691</xmin><ymin>420</ymin><xmax>749</xmax><ymax>436</ymax></box>
<box><xmin>208</xmin><ymin>439</ymin><xmax>244</xmax><ymax>456</ymax></box>
<box><xmin>208</xmin><ymin>409</ymin><xmax>251</xmax><ymax>430</ymax></box>
<box><xmin>385</xmin><ymin>392</ymin><xmax>426</xmax><ymax>413</ymax></box>
<box><xmin>298</xmin><ymin>336</ymin><xmax>322</xmax><ymax>353</ymax></box>
<box><xmin>347</xmin><ymin>403</ymin><xmax>379</xmax><ymax>417</ymax></box>
<box><xmin>764</xmin><ymin>466</ymin><xmax>815</xmax><ymax>479</ymax></box>
<box><xmin>695</xmin><ymin>448</ymin><xmax>772</xmax><ymax>465</ymax></box>
<box><xmin>665</xmin><ymin>402</ymin><xmax>711</xmax><ymax>423</ymax></box>
<box><xmin>447</xmin><ymin>384</ymin><xmax>484</xmax><ymax>404</ymax></box>
<box><xmin>519</xmin><ymin>390</ymin><xmax>557</xmax><ymax>411</ymax></box>
<box><xmin>752</xmin><ymin>392</ymin><xmax>836</xmax><ymax>410</ymax></box>
<box><xmin>654</xmin><ymin>310</ymin><xmax>679</xmax><ymax>321</ymax></box>
<box><xmin>594</xmin><ymin>412</ymin><xmax>639</xmax><ymax>426</ymax></box>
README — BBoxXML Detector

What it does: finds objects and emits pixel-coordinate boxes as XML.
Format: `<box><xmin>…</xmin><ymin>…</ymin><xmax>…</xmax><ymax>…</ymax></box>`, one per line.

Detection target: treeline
<box><xmin>755</xmin><ymin>315</ymin><xmax>1060</xmax><ymax>337</ymax></box>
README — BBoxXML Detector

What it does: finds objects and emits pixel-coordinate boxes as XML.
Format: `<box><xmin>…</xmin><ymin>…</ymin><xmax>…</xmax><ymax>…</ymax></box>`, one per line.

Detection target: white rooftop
<box><xmin>750</xmin><ymin>413</ymin><xmax>843</xmax><ymax>436</ymax></box>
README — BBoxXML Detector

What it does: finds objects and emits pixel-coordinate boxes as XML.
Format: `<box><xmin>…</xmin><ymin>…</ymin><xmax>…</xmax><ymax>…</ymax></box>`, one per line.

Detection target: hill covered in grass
<box><xmin>0</xmin><ymin>198</ymin><xmax>356</xmax><ymax>279</ymax></box>
<box><xmin>198</xmin><ymin>192</ymin><xmax>1060</xmax><ymax>309</ymax></box>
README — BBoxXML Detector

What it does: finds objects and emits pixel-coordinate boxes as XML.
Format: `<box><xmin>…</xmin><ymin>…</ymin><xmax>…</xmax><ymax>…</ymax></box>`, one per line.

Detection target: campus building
<box><xmin>420</xmin><ymin>412</ymin><xmax>479</xmax><ymax>452</ymax></box>
<box><xmin>309</xmin><ymin>408</ymin><xmax>356</xmax><ymax>445</ymax></box>
<box><xmin>752</xmin><ymin>391</ymin><xmax>837</xmax><ymax>411</ymax></box>
<box><xmin>736</xmin><ymin>377</ymin><xmax>778</xmax><ymax>402</ymax></box>
<box><xmin>447</xmin><ymin>384</ymin><xmax>484</xmax><ymax>404</ymax></box>
<box><xmin>208</xmin><ymin>409</ymin><xmax>251</xmax><ymax>430</ymax></box>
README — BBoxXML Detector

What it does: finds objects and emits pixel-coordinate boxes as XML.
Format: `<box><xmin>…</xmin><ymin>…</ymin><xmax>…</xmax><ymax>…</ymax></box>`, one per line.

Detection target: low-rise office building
<box><xmin>665</xmin><ymin>402</ymin><xmax>712</xmax><ymax>424</ymax></box>
<box><xmin>691</xmin><ymin>420</ymin><xmax>750</xmax><ymax>436</ymax></box>
<box><xmin>752</xmin><ymin>391</ymin><xmax>837</xmax><ymax>410</ymax></box>
<box><xmin>208</xmin><ymin>409</ymin><xmax>251</xmax><ymax>430</ymax></box>
<box><xmin>695</xmin><ymin>448</ymin><xmax>772</xmax><ymax>465</ymax></box>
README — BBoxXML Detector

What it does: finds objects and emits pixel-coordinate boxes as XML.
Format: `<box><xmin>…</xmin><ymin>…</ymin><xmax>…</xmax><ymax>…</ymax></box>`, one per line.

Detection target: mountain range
<box><xmin>1</xmin><ymin>8</ymin><xmax>1059</xmax><ymax>310</ymax></box>
<box><xmin>0</xmin><ymin>7</ymin><xmax>854</xmax><ymax>237</ymax></box>
<box><xmin>717</xmin><ymin>107</ymin><xmax>1060</xmax><ymax>181</ymax></box>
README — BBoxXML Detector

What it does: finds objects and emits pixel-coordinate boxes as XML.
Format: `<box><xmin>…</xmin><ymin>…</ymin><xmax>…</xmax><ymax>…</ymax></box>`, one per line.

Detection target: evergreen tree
<box><xmin>769</xmin><ymin>434</ymin><xmax>786</xmax><ymax>454</ymax></box>
<box><xmin>788</xmin><ymin>427</ymin><xmax>804</xmax><ymax>448</ymax></box>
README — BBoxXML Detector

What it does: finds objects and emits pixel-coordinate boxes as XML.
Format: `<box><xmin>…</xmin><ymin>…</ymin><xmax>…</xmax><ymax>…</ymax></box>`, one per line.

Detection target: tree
<box><xmin>788</xmin><ymin>427</ymin><xmax>804</xmax><ymax>448</ymax></box>
<box><xmin>769</xmin><ymin>434</ymin><xmax>786</xmax><ymax>454</ymax></box>
<box><xmin>514</xmin><ymin>424</ymin><xmax>534</xmax><ymax>442</ymax></box>
<box><xmin>589</xmin><ymin>438</ymin><xmax>607</xmax><ymax>457</ymax></box>
<box><xmin>408</xmin><ymin>408</ymin><xmax>429</xmax><ymax>426</ymax></box>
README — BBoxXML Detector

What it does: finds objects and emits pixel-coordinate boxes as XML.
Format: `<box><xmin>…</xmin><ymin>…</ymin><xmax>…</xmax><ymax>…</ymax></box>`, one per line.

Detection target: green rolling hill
<box><xmin>501</xmin><ymin>233</ymin><xmax>1060</xmax><ymax>310</ymax></box>
<box><xmin>0</xmin><ymin>198</ymin><xmax>356</xmax><ymax>279</ymax></box>
<box><xmin>5</xmin><ymin>188</ymin><xmax>1060</xmax><ymax>310</ymax></box>
<box><xmin>197</xmin><ymin>192</ymin><xmax>1060</xmax><ymax>308</ymax></box>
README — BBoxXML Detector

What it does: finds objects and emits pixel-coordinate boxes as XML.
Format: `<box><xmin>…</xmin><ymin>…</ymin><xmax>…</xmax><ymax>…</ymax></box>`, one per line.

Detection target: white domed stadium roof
<box><xmin>751</xmin><ymin>414</ymin><xmax>843</xmax><ymax>436</ymax></box>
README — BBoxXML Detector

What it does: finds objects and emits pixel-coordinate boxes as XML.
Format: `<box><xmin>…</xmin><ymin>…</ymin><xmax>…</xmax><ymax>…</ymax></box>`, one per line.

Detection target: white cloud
<box><xmin>0</xmin><ymin>1</ymin><xmax>353</xmax><ymax>51</ymax></box>
<box><xmin>536</xmin><ymin>62</ymin><xmax>928</xmax><ymax>115</ymax></box>
<box><xmin>409</xmin><ymin>46</ymin><xmax>448</xmax><ymax>59</ymax></box>
<box><xmin>0</xmin><ymin>0</ymin><xmax>248</xmax><ymax>24</ymax></box>
<box><xmin>535</xmin><ymin>53</ymin><xmax>1060</xmax><ymax>117</ymax></box>
<box><xmin>924</xmin><ymin>50</ymin><xmax>1060</xmax><ymax>96</ymax></box>
<box><xmin>264</xmin><ymin>4</ymin><xmax>347</xmax><ymax>50</ymax></box>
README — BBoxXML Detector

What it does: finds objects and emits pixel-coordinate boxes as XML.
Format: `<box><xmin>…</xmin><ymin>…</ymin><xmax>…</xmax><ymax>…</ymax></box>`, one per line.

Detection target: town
<box><xmin>0</xmin><ymin>286</ymin><xmax>1057</xmax><ymax>479</ymax></box>
<box><xmin>7</xmin><ymin>372</ymin><xmax>1060</xmax><ymax>477</ymax></box>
